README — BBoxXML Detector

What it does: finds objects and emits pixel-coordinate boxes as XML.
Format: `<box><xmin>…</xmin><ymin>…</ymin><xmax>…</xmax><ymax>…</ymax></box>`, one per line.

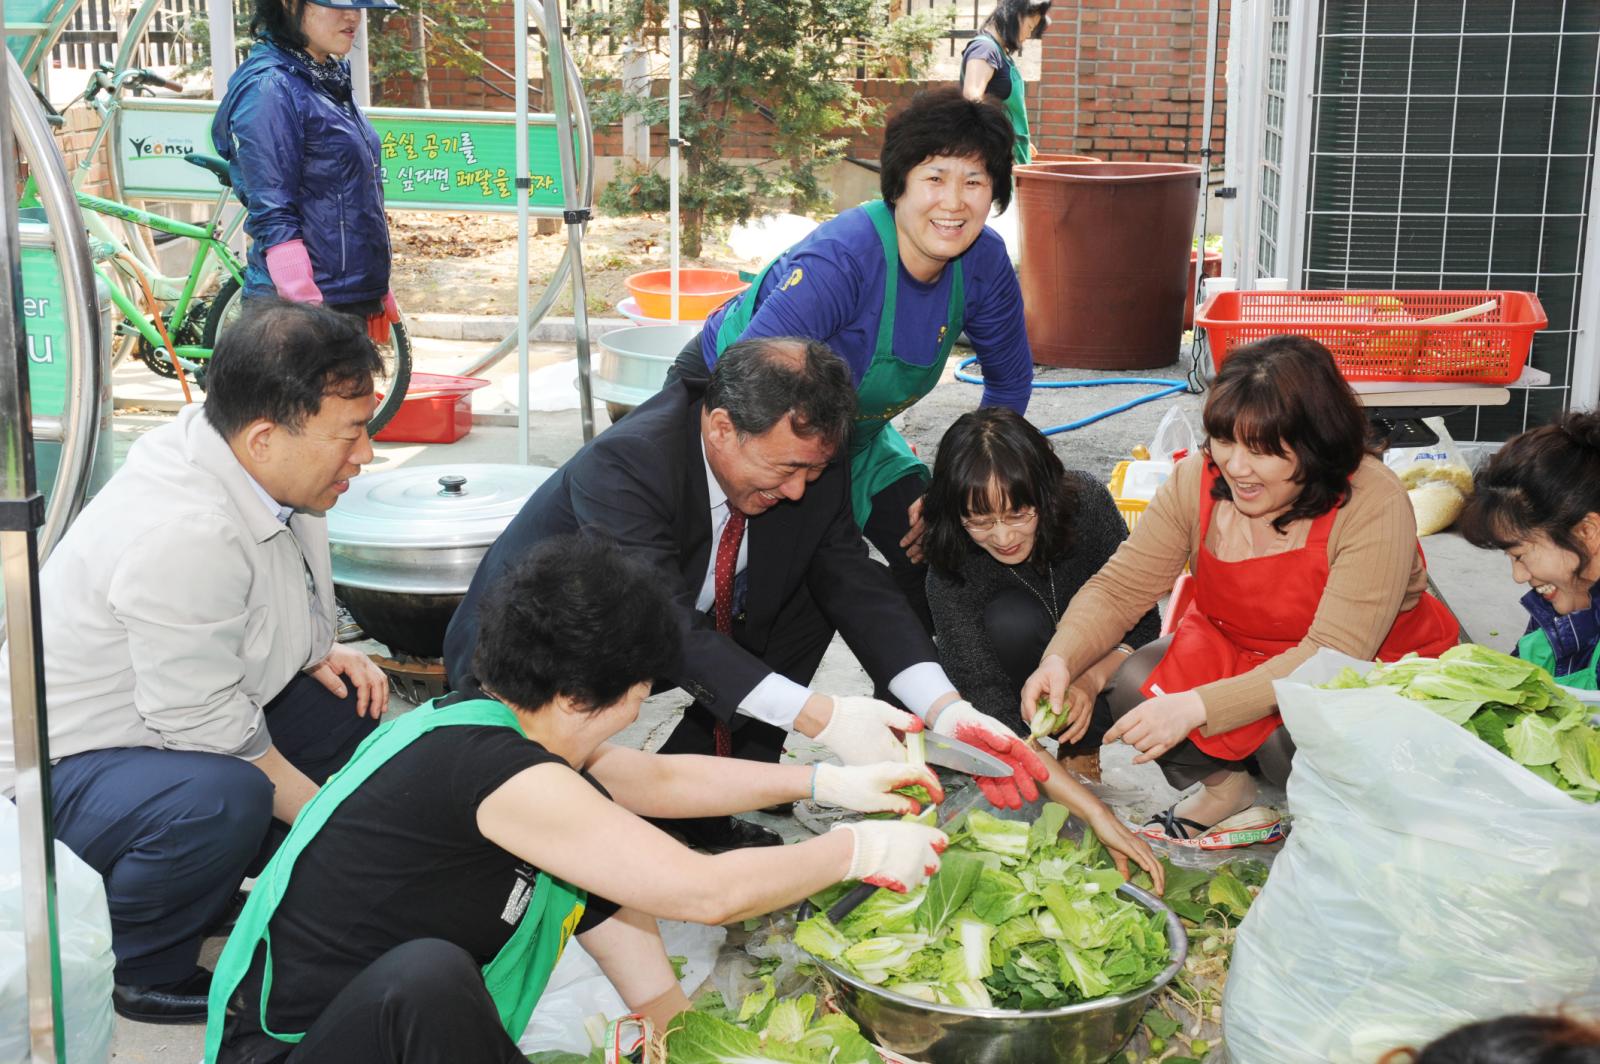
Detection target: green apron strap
<box><xmin>848</xmin><ymin>201</ymin><xmax>965</xmax><ymax>526</ymax></box>
<box><xmin>713</xmin><ymin>258</ymin><xmax>784</xmax><ymax>357</ymax></box>
<box><xmin>989</xmin><ymin>35</ymin><xmax>1030</xmax><ymax>165</ymax></box>
<box><xmin>1518</xmin><ymin>626</ymin><xmax>1600</xmax><ymax>691</ymax></box>
<box><xmin>204</xmin><ymin>698</ymin><xmax>587</xmax><ymax>1062</ymax></box>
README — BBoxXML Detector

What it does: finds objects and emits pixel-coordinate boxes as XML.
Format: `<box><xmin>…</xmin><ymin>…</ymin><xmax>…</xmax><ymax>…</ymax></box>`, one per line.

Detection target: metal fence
<box><xmin>565</xmin><ymin>0</ymin><xmax>985</xmax><ymax>56</ymax></box>
<box><xmin>54</xmin><ymin>0</ymin><xmax>206</xmax><ymax>70</ymax></box>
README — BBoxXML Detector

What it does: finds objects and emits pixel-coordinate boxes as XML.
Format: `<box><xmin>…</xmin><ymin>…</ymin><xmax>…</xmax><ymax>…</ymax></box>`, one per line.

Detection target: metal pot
<box><xmin>326</xmin><ymin>463</ymin><xmax>555</xmax><ymax>658</ymax></box>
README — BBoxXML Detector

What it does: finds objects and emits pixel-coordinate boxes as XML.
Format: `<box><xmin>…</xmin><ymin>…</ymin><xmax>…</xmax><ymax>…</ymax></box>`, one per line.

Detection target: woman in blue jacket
<box><xmin>213</xmin><ymin>0</ymin><xmax>400</xmax><ymax>344</ymax></box>
<box><xmin>1459</xmin><ymin>410</ymin><xmax>1600</xmax><ymax>690</ymax></box>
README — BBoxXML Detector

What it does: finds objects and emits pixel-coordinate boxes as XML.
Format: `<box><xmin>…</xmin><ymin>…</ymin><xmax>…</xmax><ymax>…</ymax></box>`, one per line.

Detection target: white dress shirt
<box><xmin>697</xmin><ymin>445</ymin><xmax>958</xmax><ymax>729</ymax></box>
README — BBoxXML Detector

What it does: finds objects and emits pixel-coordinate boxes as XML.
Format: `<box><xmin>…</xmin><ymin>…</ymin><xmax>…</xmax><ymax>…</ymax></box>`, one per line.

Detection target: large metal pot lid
<box><xmin>326</xmin><ymin>463</ymin><xmax>555</xmax><ymax>548</ymax></box>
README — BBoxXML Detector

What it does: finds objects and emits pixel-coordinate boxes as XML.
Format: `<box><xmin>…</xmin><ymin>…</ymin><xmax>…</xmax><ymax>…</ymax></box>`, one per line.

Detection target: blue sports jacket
<box><xmin>213</xmin><ymin>38</ymin><xmax>391</xmax><ymax>305</ymax></box>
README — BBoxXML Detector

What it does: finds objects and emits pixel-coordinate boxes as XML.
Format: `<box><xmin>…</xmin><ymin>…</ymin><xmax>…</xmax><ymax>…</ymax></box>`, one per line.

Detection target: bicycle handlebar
<box><xmin>86</xmin><ymin>67</ymin><xmax>185</xmax><ymax>105</ymax></box>
<box><xmin>143</xmin><ymin>72</ymin><xmax>185</xmax><ymax>93</ymax></box>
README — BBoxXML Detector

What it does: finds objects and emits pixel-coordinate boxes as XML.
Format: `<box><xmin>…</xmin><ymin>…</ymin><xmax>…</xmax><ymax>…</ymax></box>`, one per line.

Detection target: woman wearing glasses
<box><xmin>922</xmin><ymin>408</ymin><xmax>1160</xmax><ymax>782</ymax></box>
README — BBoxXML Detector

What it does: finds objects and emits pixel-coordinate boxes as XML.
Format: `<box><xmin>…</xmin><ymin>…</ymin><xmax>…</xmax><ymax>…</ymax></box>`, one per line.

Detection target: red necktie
<box><xmin>711</xmin><ymin>508</ymin><xmax>745</xmax><ymax>756</ymax></box>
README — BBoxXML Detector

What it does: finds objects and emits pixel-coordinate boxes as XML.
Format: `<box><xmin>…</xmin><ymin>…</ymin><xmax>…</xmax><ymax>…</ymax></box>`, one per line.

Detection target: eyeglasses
<box><xmin>961</xmin><ymin>508</ymin><xmax>1038</xmax><ymax>533</ymax></box>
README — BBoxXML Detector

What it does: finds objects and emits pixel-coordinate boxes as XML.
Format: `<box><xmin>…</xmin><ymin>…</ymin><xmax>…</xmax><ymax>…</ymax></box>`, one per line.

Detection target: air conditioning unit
<box><xmin>1222</xmin><ymin>0</ymin><xmax>1600</xmax><ymax>438</ymax></box>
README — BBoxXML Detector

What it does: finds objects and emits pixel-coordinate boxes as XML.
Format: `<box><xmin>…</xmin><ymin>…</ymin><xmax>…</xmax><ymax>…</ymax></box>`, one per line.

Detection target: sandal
<box><xmin>1139</xmin><ymin>804</ymin><xmax>1286</xmax><ymax>850</ymax></box>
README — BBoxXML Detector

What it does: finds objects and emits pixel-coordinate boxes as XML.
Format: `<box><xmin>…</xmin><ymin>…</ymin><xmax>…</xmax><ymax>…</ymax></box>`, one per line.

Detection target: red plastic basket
<box><xmin>1195</xmin><ymin>289</ymin><xmax>1546</xmax><ymax>385</ymax></box>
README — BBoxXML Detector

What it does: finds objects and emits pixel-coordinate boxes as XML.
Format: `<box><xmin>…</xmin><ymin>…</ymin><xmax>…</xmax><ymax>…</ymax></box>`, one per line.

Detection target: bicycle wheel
<box><xmin>202</xmin><ymin>277</ymin><xmax>413</xmax><ymax>435</ymax></box>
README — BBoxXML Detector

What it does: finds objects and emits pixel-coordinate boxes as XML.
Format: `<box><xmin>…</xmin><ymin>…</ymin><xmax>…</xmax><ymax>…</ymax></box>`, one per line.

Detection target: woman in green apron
<box><xmin>1459</xmin><ymin>410</ymin><xmax>1600</xmax><ymax>691</ymax></box>
<box><xmin>961</xmin><ymin>0</ymin><xmax>1051</xmax><ymax>167</ymax></box>
<box><xmin>676</xmin><ymin>87</ymin><xmax>1032</xmax><ymax>635</ymax></box>
<box><xmin>206</xmin><ymin>536</ymin><xmax>947</xmax><ymax>1064</ymax></box>
<box><xmin>961</xmin><ymin>0</ymin><xmax>1050</xmax><ymax>264</ymax></box>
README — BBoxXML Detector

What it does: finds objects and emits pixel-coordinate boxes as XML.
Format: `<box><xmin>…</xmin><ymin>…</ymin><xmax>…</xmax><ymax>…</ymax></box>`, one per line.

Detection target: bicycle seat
<box><xmin>184</xmin><ymin>153</ymin><xmax>233</xmax><ymax>189</ymax></box>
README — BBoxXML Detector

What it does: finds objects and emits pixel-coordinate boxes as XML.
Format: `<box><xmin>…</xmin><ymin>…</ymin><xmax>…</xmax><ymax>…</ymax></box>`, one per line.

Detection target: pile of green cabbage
<box><xmin>1324</xmin><ymin>643</ymin><xmax>1600</xmax><ymax>802</ymax></box>
<box><xmin>794</xmin><ymin>803</ymin><xmax>1171</xmax><ymax>1010</ymax></box>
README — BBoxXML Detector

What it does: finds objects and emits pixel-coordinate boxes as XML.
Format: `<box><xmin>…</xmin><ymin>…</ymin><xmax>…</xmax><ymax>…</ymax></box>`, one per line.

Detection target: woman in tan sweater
<box><xmin>1023</xmin><ymin>335</ymin><xmax>1457</xmax><ymax>848</ymax></box>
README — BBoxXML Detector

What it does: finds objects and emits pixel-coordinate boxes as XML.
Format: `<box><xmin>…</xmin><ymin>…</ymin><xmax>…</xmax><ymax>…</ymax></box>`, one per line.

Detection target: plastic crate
<box><xmin>1195</xmin><ymin>289</ymin><xmax>1546</xmax><ymax>384</ymax></box>
<box><xmin>1107</xmin><ymin>460</ymin><xmax>1148</xmax><ymax>532</ymax></box>
<box><xmin>373</xmin><ymin>373</ymin><xmax>490</xmax><ymax>444</ymax></box>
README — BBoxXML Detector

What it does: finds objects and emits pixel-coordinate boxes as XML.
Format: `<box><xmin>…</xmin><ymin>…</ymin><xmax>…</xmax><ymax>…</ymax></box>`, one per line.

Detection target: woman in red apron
<box><xmin>1023</xmin><ymin>335</ymin><xmax>1457</xmax><ymax>849</ymax></box>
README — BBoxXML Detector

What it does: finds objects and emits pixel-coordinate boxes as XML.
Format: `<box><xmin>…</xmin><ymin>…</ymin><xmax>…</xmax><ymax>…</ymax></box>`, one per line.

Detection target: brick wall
<box><xmin>1034</xmin><ymin>0</ymin><xmax>1228</xmax><ymax>164</ymax></box>
<box><xmin>375</xmin><ymin>5</ymin><xmax>519</xmax><ymax>110</ymax></box>
<box><xmin>42</xmin><ymin>105</ymin><xmax>115</xmax><ymax>200</ymax></box>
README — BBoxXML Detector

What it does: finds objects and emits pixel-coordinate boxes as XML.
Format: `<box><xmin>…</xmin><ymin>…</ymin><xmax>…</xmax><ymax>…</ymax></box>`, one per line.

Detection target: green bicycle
<box><xmin>27</xmin><ymin>64</ymin><xmax>412</xmax><ymax>432</ymax></box>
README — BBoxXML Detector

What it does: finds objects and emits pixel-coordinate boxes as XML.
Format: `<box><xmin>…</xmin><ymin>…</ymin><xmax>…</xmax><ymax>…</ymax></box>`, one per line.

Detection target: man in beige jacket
<box><xmin>0</xmin><ymin>300</ymin><xmax>388</xmax><ymax>1024</ymax></box>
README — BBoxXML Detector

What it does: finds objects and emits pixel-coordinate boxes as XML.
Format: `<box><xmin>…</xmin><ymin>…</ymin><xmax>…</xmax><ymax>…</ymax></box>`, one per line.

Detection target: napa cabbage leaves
<box><xmin>1323</xmin><ymin>644</ymin><xmax>1600</xmax><ymax>802</ymax></box>
<box><xmin>792</xmin><ymin>802</ymin><xmax>1171</xmax><ymax>1010</ymax></box>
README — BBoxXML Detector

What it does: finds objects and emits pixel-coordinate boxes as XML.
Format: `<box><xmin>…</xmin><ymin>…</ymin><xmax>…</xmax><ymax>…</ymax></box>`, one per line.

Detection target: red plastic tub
<box><xmin>1196</xmin><ymin>290</ymin><xmax>1546</xmax><ymax>384</ymax></box>
<box><xmin>373</xmin><ymin>373</ymin><xmax>491</xmax><ymax>444</ymax></box>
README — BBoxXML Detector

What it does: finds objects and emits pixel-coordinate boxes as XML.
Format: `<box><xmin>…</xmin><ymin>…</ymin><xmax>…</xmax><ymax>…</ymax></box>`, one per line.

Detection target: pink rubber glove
<box><xmin>264</xmin><ymin>239</ymin><xmax>324</xmax><ymax>304</ymax></box>
<box><xmin>367</xmin><ymin>290</ymin><xmax>400</xmax><ymax>345</ymax></box>
<box><xmin>931</xmin><ymin>700</ymin><xmax>1050</xmax><ymax>810</ymax></box>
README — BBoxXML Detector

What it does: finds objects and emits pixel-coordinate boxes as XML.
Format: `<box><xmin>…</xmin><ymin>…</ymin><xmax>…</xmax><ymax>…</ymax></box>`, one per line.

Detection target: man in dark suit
<box><xmin>444</xmin><ymin>337</ymin><xmax>1046</xmax><ymax>849</ymax></box>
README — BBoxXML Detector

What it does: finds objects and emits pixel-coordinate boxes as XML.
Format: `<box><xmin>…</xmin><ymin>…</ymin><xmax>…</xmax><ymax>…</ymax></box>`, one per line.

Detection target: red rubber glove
<box><xmin>264</xmin><ymin>239</ymin><xmax>323</xmax><ymax>304</ymax></box>
<box><xmin>931</xmin><ymin>700</ymin><xmax>1050</xmax><ymax>810</ymax></box>
<box><xmin>367</xmin><ymin>290</ymin><xmax>400</xmax><ymax>345</ymax></box>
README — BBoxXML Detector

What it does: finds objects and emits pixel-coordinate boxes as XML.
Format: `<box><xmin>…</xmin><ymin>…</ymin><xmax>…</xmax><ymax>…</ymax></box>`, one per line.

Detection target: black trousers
<box><xmin>1104</xmin><ymin>637</ymin><xmax>1296</xmax><ymax>790</ymax></box>
<box><xmin>48</xmin><ymin>672</ymin><xmax>376</xmax><ymax>984</ymax></box>
<box><xmin>222</xmin><ymin>939</ymin><xmax>523</xmax><ymax>1064</ymax></box>
<box><xmin>656</xmin><ymin>582</ymin><xmax>836</xmax><ymax>770</ymax></box>
<box><xmin>983</xmin><ymin>585</ymin><xmax>1111</xmax><ymax>755</ymax></box>
<box><xmin>668</xmin><ymin>334</ymin><xmax>936</xmax><ymax>637</ymax></box>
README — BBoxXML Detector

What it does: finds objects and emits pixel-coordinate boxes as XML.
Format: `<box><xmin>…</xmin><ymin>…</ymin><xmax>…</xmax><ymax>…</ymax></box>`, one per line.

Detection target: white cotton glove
<box><xmin>832</xmin><ymin>821</ymin><xmax>948</xmax><ymax>894</ymax></box>
<box><xmin>929</xmin><ymin>700</ymin><xmax>1051</xmax><ymax>811</ymax></box>
<box><xmin>811</xmin><ymin>761</ymin><xmax>944</xmax><ymax>815</ymax></box>
<box><xmin>813</xmin><ymin>696</ymin><xmax>921</xmax><ymax>766</ymax></box>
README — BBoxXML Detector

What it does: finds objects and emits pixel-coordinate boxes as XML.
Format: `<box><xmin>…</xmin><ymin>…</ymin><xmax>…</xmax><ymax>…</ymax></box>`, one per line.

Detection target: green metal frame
<box><xmin>77</xmin><ymin>188</ymin><xmax>245</xmax><ymax>363</ymax></box>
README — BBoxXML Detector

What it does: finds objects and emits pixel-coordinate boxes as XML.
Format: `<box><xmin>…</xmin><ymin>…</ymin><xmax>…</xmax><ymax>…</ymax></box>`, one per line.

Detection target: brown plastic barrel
<box><xmin>1015</xmin><ymin>162</ymin><xmax>1201</xmax><ymax>369</ymax></box>
<box><xmin>1032</xmin><ymin>153</ymin><xmax>1101</xmax><ymax>164</ymax></box>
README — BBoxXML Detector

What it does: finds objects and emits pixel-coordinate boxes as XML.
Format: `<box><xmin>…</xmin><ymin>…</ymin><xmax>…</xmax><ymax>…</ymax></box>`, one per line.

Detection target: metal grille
<box><xmin>1304</xmin><ymin>0</ymin><xmax>1600</xmax><ymax>440</ymax></box>
<box><xmin>1258</xmin><ymin>0</ymin><xmax>1292</xmax><ymax>277</ymax></box>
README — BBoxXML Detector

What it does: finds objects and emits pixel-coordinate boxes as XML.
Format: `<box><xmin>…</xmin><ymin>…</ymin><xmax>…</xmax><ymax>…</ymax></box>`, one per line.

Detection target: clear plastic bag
<box><xmin>1381</xmin><ymin>417</ymin><xmax>1474</xmax><ymax>535</ymax></box>
<box><xmin>1149</xmin><ymin>405</ymin><xmax>1199</xmax><ymax>462</ymax></box>
<box><xmin>1223</xmin><ymin>651</ymin><xmax>1600</xmax><ymax>1063</ymax></box>
<box><xmin>517</xmin><ymin>918</ymin><xmax>725</xmax><ymax>1056</ymax></box>
<box><xmin>0</xmin><ymin>802</ymin><xmax>115</xmax><ymax>1064</ymax></box>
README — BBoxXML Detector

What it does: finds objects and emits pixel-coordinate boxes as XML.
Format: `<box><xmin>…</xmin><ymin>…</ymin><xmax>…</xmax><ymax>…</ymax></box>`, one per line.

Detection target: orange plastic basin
<box><xmin>625</xmin><ymin>268</ymin><xmax>749</xmax><ymax>322</ymax></box>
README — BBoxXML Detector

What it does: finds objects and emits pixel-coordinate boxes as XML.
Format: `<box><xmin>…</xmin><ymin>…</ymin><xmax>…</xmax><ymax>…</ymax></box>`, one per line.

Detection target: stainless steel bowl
<box><xmin>591</xmin><ymin>324</ymin><xmax>700</xmax><ymax>408</ymax></box>
<box><xmin>804</xmin><ymin>883</ymin><xmax>1184</xmax><ymax>1063</ymax></box>
<box><xmin>796</xmin><ymin>798</ymin><xmax>1188</xmax><ymax>1064</ymax></box>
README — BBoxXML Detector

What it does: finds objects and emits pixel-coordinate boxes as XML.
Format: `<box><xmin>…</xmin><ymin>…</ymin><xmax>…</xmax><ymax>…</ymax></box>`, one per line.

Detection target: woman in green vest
<box><xmin>1459</xmin><ymin>410</ymin><xmax>1600</xmax><ymax>690</ymax></box>
<box><xmin>679</xmin><ymin>88</ymin><xmax>1032</xmax><ymax>635</ymax></box>
<box><xmin>962</xmin><ymin>0</ymin><xmax>1050</xmax><ymax>263</ymax></box>
<box><xmin>961</xmin><ymin>0</ymin><xmax>1051</xmax><ymax>167</ymax></box>
<box><xmin>206</xmin><ymin>535</ymin><xmax>947</xmax><ymax>1064</ymax></box>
